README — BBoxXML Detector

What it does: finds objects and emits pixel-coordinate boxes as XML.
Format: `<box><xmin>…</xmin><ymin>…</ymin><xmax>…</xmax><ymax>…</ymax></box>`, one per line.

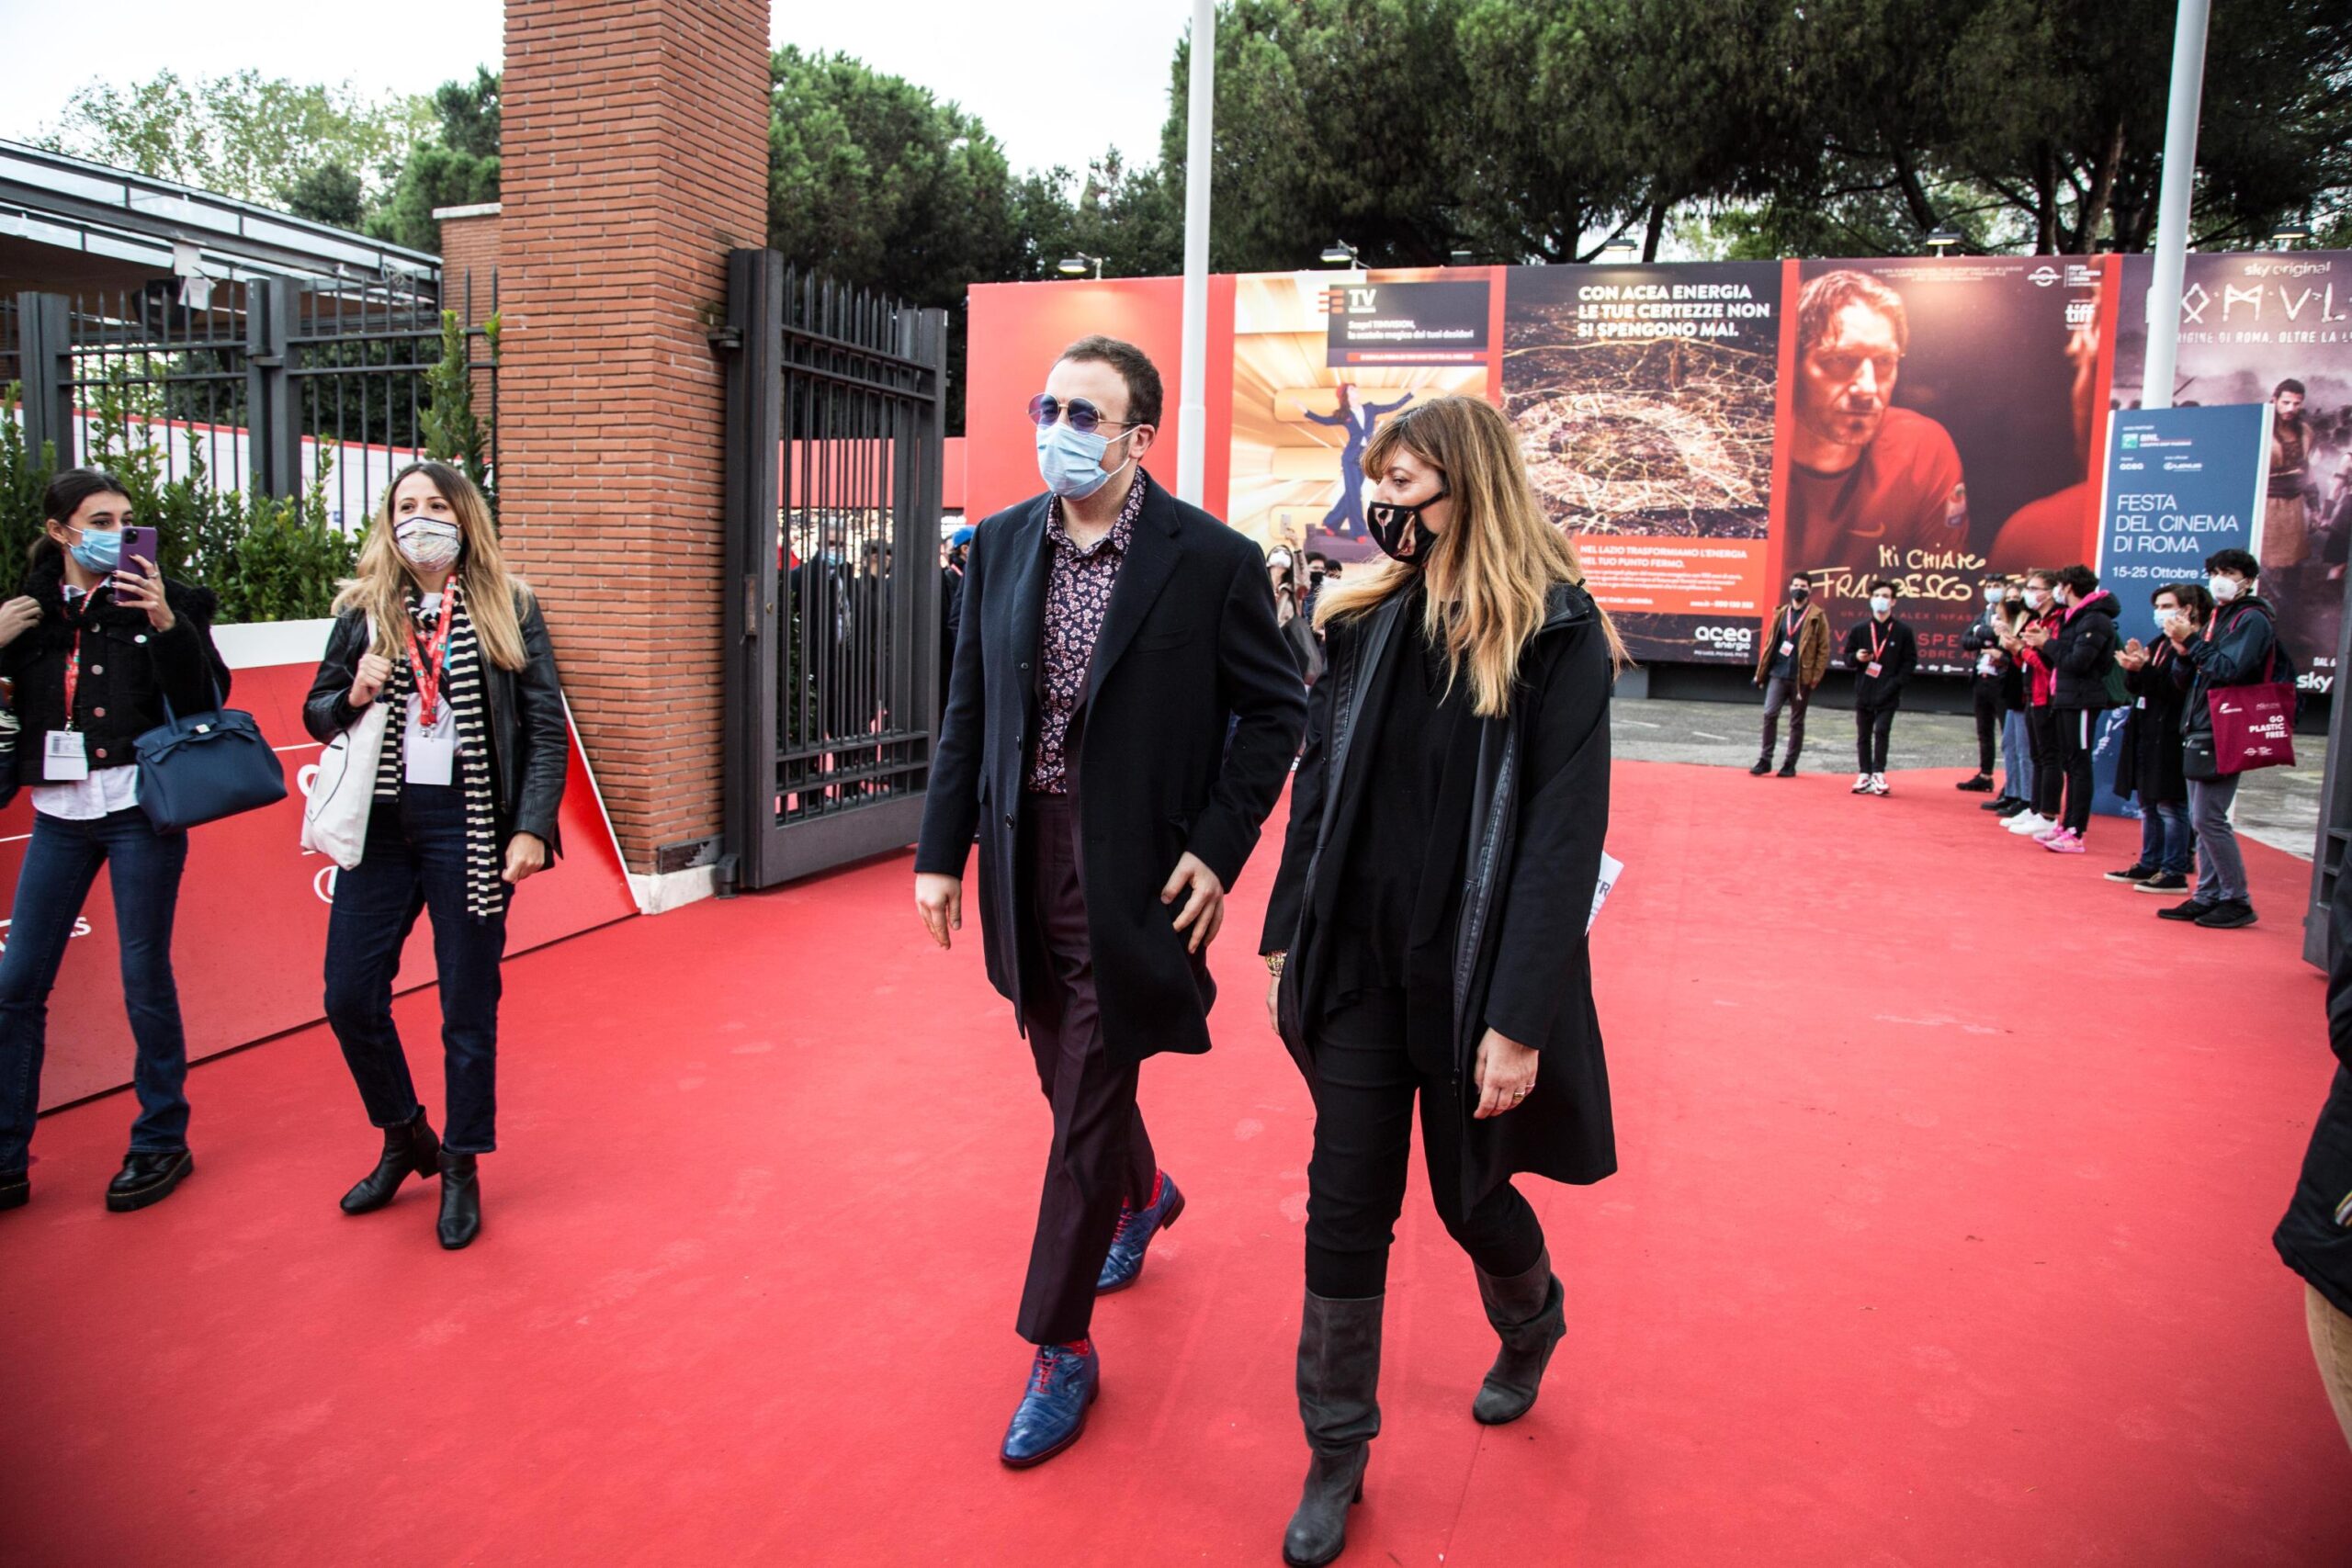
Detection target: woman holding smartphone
<box><xmin>0</xmin><ymin>468</ymin><xmax>230</xmax><ymax>1213</ymax></box>
<box><xmin>305</xmin><ymin>461</ymin><xmax>566</xmax><ymax>1249</ymax></box>
<box><xmin>1260</xmin><ymin>397</ymin><xmax>1621</xmax><ymax>1565</ymax></box>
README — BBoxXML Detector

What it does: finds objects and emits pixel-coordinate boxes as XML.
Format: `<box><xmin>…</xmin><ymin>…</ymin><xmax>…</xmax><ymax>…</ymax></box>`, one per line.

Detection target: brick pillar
<box><xmin>432</xmin><ymin>203</ymin><xmax>502</xmax><ymax>321</ymax></box>
<box><xmin>498</xmin><ymin>0</ymin><xmax>772</xmax><ymax>891</ymax></box>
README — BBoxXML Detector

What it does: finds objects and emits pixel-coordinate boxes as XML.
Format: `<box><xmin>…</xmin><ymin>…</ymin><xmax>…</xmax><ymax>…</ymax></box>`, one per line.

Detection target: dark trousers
<box><xmin>1970</xmin><ymin>679</ymin><xmax>2002</xmax><ymax>774</ymax></box>
<box><xmin>1759</xmin><ymin>674</ymin><xmax>1809</xmax><ymax>762</ymax></box>
<box><xmin>1303</xmin><ymin>987</ymin><xmax>1544</xmax><ymax>1299</ymax></box>
<box><xmin>2052</xmin><ymin>707</ymin><xmax>2096</xmax><ymax>834</ymax></box>
<box><xmin>1015</xmin><ymin>793</ymin><xmax>1157</xmax><ymax>1345</ymax></box>
<box><xmin>0</xmin><ymin>806</ymin><xmax>190</xmax><ymax>1171</ymax></box>
<box><xmin>323</xmin><ymin>784</ymin><xmax>509</xmax><ymax>1155</ymax></box>
<box><xmin>1854</xmin><ymin>699</ymin><xmax>1896</xmax><ymax>773</ymax></box>
<box><xmin>2028</xmin><ymin>705</ymin><xmax>2063</xmax><ymax>816</ymax></box>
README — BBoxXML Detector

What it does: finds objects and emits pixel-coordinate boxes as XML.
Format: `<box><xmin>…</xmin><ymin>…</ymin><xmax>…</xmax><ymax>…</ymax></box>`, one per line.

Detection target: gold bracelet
<box><xmin>1264</xmin><ymin>952</ymin><xmax>1287</xmax><ymax>977</ymax></box>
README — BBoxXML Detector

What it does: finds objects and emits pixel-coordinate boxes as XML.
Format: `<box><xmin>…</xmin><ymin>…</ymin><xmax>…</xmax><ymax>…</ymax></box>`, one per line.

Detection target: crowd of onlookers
<box><xmin>1750</xmin><ymin>548</ymin><xmax>2288</xmax><ymax>930</ymax></box>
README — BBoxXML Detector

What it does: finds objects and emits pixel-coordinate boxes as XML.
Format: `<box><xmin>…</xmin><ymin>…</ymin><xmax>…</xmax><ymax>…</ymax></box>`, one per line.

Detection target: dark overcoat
<box><xmin>1262</xmin><ymin>581</ymin><xmax>1616</xmax><ymax>1209</ymax></box>
<box><xmin>913</xmin><ymin>470</ymin><xmax>1307</xmax><ymax>1068</ymax></box>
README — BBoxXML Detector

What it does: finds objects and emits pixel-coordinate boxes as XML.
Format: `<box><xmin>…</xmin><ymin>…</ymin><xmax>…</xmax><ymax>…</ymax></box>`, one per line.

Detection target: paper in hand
<box><xmin>1588</xmin><ymin>851</ymin><xmax>1624</xmax><ymax>933</ymax></box>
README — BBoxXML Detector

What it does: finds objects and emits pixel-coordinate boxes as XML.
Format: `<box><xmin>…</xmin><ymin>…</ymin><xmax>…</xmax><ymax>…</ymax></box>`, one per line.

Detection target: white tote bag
<box><xmin>301</xmin><ymin>695</ymin><xmax>390</xmax><ymax>870</ymax></box>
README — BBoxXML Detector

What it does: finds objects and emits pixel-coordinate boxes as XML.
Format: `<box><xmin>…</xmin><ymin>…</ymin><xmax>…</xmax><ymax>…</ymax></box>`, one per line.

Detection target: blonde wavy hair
<box><xmin>1315</xmin><ymin>395</ymin><xmax>1627</xmax><ymax>716</ymax></box>
<box><xmin>334</xmin><ymin>461</ymin><xmax>531</xmax><ymax>671</ymax></box>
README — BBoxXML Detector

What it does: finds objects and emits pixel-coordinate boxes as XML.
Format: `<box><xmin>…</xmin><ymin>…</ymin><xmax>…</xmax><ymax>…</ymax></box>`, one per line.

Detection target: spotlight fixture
<box><xmin>1319</xmin><ymin>240</ymin><xmax>1361</xmax><ymax>268</ymax></box>
<box><xmin>1926</xmin><ymin>227</ymin><xmax>1963</xmax><ymax>255</ymax></box>
<box><xmin>1057</xmin><ymin>253</ymin><xmax>1104</xmax><ymax>279</ymax></box>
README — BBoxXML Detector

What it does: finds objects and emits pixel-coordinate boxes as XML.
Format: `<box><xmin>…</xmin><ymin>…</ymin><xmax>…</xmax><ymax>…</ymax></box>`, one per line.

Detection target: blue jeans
<box><xmin>2000</xmin><ymin>710</ymin><xmax>2034</xmax><ymax>801</ymax></box>
<box><xmin>0</xmin><ymin>806</ymin><xmax>192</xmax><ymax>1172</ymax></box>
<box><xmin>322</xmin><ymin>784</ymin><xmax>510</xmax><ymax>1155</ymax></box>
<box><xmin>2138</xmin><ymin>799</ymin><xmax>2194</xmax><ymax>876</ymax></box>
<box><xmin>2189</xmin><ymin>774</ymin><xmax>2248</xmax><ymax>906</ymax></box>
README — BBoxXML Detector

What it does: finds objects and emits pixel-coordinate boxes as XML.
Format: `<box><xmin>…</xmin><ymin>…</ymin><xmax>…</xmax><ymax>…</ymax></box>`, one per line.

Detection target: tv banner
<box><xmin>1502</xmin><ymin>261</ymin><xmax>1782</xmax><ymax>665</ymax></box>
<box><xmin>2088</xmin><ymin>403</ymin><xmax>2273</xmax><ymax>816</ymax></box>
<box><xmin>11</xmin><ymin>621</ymin><xmax>639</xmax><ymax>1114</ymax></box>
<box><xmin>2114</xmin><ymin>251</ymin><xmax>2352</xmax><ymax>693</ymax></box>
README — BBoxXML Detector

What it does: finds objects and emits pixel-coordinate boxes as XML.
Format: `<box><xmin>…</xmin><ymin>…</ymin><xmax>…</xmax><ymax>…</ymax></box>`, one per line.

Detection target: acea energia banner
<box><xmin>966</xmin><ymin>251</ymin><xmax>2352</xmax><ymax>676</ymax></box>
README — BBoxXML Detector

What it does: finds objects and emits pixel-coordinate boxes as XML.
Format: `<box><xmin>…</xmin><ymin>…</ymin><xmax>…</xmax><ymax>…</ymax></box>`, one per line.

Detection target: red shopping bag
<box><xmin>2208</xmin><ymin>682</ymin><xmax>2297</xmax><ymax>773</ymax></box>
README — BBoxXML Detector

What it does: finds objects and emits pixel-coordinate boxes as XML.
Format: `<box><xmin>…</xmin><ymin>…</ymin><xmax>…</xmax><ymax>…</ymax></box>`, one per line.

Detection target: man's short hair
<box><xmin>1796</xmin><ymin>269</ymin><xmax>1910</xmax><ymax>359</ymax></box>
<box><xmin>2056</xmin><ymin>564</ymin><xmax>2099</xmax><ymax>594</ymax></box>
<box><xmin>1868</xmin><ymin>579</ymin><xmax>1901</xmax><ymax>596</ymax></box>
<box><xmin>2206</xmin><ymin>547</ymin><xmax>2261</xmax><ymax>580</ymax></box>
<box><xmin>1058</xmin><ymin>335</ymin><xmax>1163</xmax><ymax>428</ymax></box>
<box><xmin>2275</xmin><ymin>378</ymin><xmax>2307</xmax><ymax>399</ymax></box>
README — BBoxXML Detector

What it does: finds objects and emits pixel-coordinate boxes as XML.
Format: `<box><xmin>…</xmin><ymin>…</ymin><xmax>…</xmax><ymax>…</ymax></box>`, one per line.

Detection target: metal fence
<box><xmin>7</xmin><ymin>271</ymin><xmax>497</xmax><ymax>530</ymax></box>
<box><xmin>723</xmin><ymin>252</ymin><xmax>949</xmax><ymax>888</ymax></box>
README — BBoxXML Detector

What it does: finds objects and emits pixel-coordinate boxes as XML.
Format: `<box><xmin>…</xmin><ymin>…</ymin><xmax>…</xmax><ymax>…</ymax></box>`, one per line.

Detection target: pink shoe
<box><xmin>2043</xmin><ymin>829</ymin><xmax>2086</xmax><ymax>854</ymax></box>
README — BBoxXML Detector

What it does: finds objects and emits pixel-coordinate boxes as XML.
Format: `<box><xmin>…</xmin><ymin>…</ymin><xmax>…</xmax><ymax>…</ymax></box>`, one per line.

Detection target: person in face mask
<box><xmin>1843</xmin><ymin>581</ymin><xmax>1917</xmax><ymax>795</ymax></box>
<box><xmin>2000</xmin><ymin>570</ymin><xmax>2065</xmax><ymax>837</ymax></box>
<box><xmin>2159</xmin><ymin>547</ymin><xmax>2278</xmax><ymax>929</ymax></box>
<box><xmin>1751</xmin><ymin>572</ymin><xmax>1830</xmax><ymax>776</ymax></box>
<box><xmin>0</xmin><ymin>468</ymin><xmax>231</xmax><ymax>1215</ymax></box>
<box><xmin>911</xmin><ymin>336</ymin><xmax>1306</xmax><ymax>1469</ymax></box>
<box><xmin>1984</xmin><ymin>580</ymin><xmax>2036</xmax><ymax>817</ymax></box>
<box><xmin>304</xmin><ymin>462</ymin><xmax>568</xmax><ymax>1249</ymax></box>
<box><xmin>1955</xmin><ymin>577</ymin><xmax>2018</xmax><ymax>794</ymax></box>
<box><xmin>1259</xmin><ymin>395</ymin><xmax>1625</xmax><ymax>1567</ymax></box>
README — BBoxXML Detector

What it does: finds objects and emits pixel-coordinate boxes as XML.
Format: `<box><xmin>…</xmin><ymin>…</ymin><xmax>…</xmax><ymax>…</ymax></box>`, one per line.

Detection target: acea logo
<box><xmin>1693</xmin><ymin>624</ymin><xmax>1756</xmax><ymax>651</ymax></box>
<box><xmin>2028</xmin><ymin>265</ymin><xmax>2061</xmax><ymax>288</ymax></box>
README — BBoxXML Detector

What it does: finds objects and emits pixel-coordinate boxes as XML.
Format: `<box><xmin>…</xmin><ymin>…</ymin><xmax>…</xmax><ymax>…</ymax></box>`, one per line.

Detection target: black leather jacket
<box><xmin>302</xmin><ymin>592</ymin><xmax>570</xmax><ymax>856</ymax></box>
<box><xmin>1</xmin><ymin>553</ymin><xmax>231</xmax><ymax>784</ymax></box>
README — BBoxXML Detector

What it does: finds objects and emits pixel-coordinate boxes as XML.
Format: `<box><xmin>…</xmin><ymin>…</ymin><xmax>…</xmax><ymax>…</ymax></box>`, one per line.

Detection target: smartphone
<box><xmin>115</xmin><ymin>526</ymin><xmax>159</xmax><ymax>579</ymax></box>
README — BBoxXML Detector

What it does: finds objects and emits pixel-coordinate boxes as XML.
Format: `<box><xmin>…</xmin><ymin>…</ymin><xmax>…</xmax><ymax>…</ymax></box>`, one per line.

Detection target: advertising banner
<box><xmin>2114</xmin><ymin>252</ymin><xmax>2352</xmax><ymax>692</ymax></box>
<box><xmin>1227</xmin><ymin>269</ymin><xmax>1494</xmax><ymax>560</ymax></box>
<box><xmin>1501</xmin><ymin>261</ymin><xmax>1782</xmax><ymax>664</ymax></box>
<box><xmin>1773</xmin><ymin>256</ymin><xmax>2113</xmax><ymax>672</ymax></box>
<box><xmin>10</xmin><ymin>621</ymin><xmax>639</xmax><ymax>1113</ymax></box>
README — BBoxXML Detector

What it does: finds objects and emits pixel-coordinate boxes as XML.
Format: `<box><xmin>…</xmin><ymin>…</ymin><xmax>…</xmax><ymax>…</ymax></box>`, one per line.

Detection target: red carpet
<box><xmin>4</xmin><ymin>761</ymin><xmax>2345</xmax><ymax>1565</ymax></box>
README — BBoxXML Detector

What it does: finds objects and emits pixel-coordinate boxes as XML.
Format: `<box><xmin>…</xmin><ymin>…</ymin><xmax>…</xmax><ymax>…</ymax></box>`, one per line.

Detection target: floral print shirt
<box><xmin>1025</xmin><ymin>476</ymin><xmax>1147</xmax><ymax>794</ymax></box>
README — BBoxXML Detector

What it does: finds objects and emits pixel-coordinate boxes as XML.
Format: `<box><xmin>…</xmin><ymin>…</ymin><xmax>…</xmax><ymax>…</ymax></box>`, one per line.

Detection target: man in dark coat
<box><xmin>2160</xmin><ymin>548</ymin><xmax>2279</xmax><ymax>929</ymax></box>
<box><xmin>913</xmin><ymin>335</ymin><xmax>1306</xmax><ymax>1468</ymax></box>
<box><xmin>2276</xmin><ymin>830</ymin><xmax>2352</xmax><ymax>1452</ymax></box>
<box><xmin>1843</xmin><ymin>580</ymin><xmax>1917</xmax><ymax>796</ymax></box>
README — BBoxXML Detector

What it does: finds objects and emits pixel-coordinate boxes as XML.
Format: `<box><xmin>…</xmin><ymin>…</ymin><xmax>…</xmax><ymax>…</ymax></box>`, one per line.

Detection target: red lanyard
<box><xmin>1865</xmin><ymin>620</ymin><xmax>1890</xmax><ymax>663</ymax></box>
<box><xmin>403</xmin><ymin>584</ymin><xmax>458</xmax><ymax>727</ymax></box>
<box><xmin>60</xmin><ymin>592</ymin><xmax>94</xmax><ymax>729</ymax></box>
<box><xmin>1784</xmin><ymin>607</ymin><xmax>1801</xmax><ymax>639</ymax></box>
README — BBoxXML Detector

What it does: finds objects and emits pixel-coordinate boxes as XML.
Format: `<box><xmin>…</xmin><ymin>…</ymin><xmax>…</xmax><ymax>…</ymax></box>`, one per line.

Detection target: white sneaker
<box><xmin>1852</xmin><ymin>773</ymin><xmax>1872</xmax><ymax>794</ymax></box>
<box><xmin>1869</xmin><ymin>773</ymin><xmax>1890</xmax><ymax>795</ymax></box>
<box><xmin>2006</xmin><ymin>811</ymin><xmax>2052</xmax><ymax>834</ymax></box>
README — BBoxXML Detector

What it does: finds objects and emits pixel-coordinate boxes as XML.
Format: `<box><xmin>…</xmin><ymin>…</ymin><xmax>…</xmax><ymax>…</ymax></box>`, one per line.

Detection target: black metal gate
<box><xmin>721</xmin><ymin>252</ymin><xmax>949</xmax><ymax>888</ymax></box>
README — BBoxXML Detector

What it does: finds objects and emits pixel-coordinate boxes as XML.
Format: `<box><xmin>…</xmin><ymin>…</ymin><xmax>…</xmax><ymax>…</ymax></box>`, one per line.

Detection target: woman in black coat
<box><xmin>2111</xmin><ymin>582</ymin><xmax>2208</xmax><ymax>893</ymax></box>
<box><xmin>303</xmin><ymin>461</ymin><xmax>567</xmax><ymax>1249</ymax></box>
<box><xmin>1259</xmin><ymin>396</ymin><xmax>1620</xmax><ymax>1567</ymax></box>
<box><xmin>0</xmin><ymin>468</ymin><xmax>230</xmax><ymax>1214</ymax></box>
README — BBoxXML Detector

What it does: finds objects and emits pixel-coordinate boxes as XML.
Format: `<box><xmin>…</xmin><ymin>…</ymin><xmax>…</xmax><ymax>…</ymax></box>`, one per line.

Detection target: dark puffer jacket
<box><xmin>0</xmin><ymin>551</ymin><xmax>230</xmax><ymax>784</ymax></box>
<box><xmin>2045</xmin><ymin>589</ymin><xmax>2120</xmax><ymax>711</ymax></box>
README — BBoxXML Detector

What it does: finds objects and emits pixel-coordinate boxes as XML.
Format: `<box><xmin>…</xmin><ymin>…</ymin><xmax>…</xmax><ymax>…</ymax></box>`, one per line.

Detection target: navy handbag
<box><xmin>133</xmin><ymin>673</ymin><xmax>287</xmax><ymax>832</ymax></box>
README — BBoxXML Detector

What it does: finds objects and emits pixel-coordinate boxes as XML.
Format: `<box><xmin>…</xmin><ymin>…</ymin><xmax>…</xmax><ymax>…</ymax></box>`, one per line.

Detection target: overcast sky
<box><xmin>0</xmin><ymin>0</ymin><xmax>1191</xmax><ymax>178</ymax></box>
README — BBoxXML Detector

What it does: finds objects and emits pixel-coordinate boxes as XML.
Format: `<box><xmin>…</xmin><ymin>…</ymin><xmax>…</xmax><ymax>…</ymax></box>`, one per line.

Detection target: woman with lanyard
<box><xmin>306</xmin><ymin>461</ymin><xmax>567</xmax><ymax>1249</ymax></box>
<box><xmin>1259</xmin><ymin>396</ymin><xmax>1622</xmax><ymax>1566</ymax></box>
<box><xmin>0</xmin><ymin>468</ymin><xmax>229</xmax><ymax>1213</ymax></box>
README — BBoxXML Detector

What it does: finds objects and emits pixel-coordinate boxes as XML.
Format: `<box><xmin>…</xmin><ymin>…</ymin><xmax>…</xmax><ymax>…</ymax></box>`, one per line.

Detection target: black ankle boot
<box><xmin>1283</xmin><ymin>1292</ymin><xmax>1383</xmax><ymax>1568</ymax></box>
<box><xmin>340</xmin><ymin>1112</ymin><xmax>440</xmax><ymax>1215</ymax></box>
<box><xmin>436</xmin><ymin>1150</ymin><xmax>481</xmax><ymax>1249</ymax></box>
<box><xmin>1472</xmin><ymin>1250</ymin><xmax>1566</xmax><ymax>1425</ymax></box>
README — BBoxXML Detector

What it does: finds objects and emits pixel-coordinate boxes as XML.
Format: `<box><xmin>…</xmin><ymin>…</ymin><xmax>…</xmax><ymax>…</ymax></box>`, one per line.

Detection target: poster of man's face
<box><xmin>1774</xmin><ymin>258</ymin><xmax>2111</xmax><ymax>671</ymax></box>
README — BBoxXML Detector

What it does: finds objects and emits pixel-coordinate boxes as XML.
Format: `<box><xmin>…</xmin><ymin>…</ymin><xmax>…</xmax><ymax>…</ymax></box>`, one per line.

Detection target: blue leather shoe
<box><xmin>1001</xmin><ymin>1340</ymin><xmax>1100</xmax><ymax>1468</ymax></box>
<box><xmin>1096</xmin><ymin>1171</ymin><xmax>1185</xmax><ymax>1293</ymax></box>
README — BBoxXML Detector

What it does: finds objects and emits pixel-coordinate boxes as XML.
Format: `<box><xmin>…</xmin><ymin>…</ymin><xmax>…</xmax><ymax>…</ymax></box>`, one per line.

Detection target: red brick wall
<box><xmin>435</xmin><ymin>208</ymin><xmax>502</xmax><ymax>322</ymax></box>
<box><xmin>498</xmin><ymin>0</ymin><xmax>773</xmax><ymax>873</ymax></box>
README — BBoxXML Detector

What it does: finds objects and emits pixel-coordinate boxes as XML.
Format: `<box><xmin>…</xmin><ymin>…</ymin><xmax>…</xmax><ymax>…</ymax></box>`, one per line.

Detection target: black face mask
<box><xmin>1789</xmin><ymin>586</ymin><xmax>1811</xmax><ymax>603</ymax></box>
<box><xmin>1365</xmin><ymin>478</ymin><xmax>1448</xmax><ymax>563</ymax></box>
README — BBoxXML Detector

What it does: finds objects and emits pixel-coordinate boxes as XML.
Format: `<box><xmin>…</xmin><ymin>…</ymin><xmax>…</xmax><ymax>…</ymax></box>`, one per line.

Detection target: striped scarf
<box><xmin>375</xmin><ymin>583</ymin><xmax>504</xmax><ymax>921</ymax></box>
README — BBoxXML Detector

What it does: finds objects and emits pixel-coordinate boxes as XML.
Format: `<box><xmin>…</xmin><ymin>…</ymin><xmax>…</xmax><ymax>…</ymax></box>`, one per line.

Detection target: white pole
<box><xmin>2142</xmin><ymin>0</ymin><xmax>2211</xmax><ymax>412</ymax></box>
<box><xmin>1175</xmin><ymin>0</ymin><xmax>1216</xmax><ymax>505</ymax></box>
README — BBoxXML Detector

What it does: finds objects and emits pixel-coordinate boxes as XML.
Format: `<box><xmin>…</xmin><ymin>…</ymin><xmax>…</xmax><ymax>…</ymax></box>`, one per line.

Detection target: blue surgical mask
<box><xmin>1985</xmin><ymin>586</ymin><xmax>2004</xmax><ymax>604</ymax></box>
<box><xmin>1036</xmin><ymin>420</ymin><xmax>1135</xmax><ymax>501</ymax></box>
<box><xmin>68</xmin><ymin>526</ymin><xmax>122</xmax><ymax>575</ymax></box>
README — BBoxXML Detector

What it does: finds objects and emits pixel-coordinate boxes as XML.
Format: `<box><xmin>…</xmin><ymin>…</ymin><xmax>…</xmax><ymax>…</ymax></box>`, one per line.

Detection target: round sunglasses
<box><xmin>1027</xmin><ymin>394</ymin><xmax>1143</xmax><ymax>435</ymax></box>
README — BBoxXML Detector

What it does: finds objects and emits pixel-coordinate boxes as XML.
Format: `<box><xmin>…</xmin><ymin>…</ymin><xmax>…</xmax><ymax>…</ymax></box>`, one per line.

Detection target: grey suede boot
<box><xmin>1283</xmin><ymin>1292</ymin><xmax>1384</xmax><ymax>1568</ymax></box>
<box><xmin>1471</xmin><ymin>1250</ymin><xmax>1566</xmax><ymax>1425</ymax></box>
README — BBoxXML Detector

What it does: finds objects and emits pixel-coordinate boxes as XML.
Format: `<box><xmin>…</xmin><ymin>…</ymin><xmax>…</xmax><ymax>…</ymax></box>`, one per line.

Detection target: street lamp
<box><xmin>1057</xmin><ymin>253</ymin><xmax>1104</xmax><ymax>279</ymax></box>
<box><xmin>1319</xmin><ymin>240</ymin><xmax>1361</xmax><ymax>267</ymax></box>
<box><xmin>2272</xmin><ymin>223</ymin><xmax>2312</xmax><ymax>249</ymax></box>
<box><xmin>1926</xmin><ymin>228</ymin><xmax>1963</xmax><ymax>256</ymax></box>
<box><xmin>1449</xmin><ymin>248</ymin><xmax>1476</xmax><ymax>266</ymax></box>
<box><xmin>1596</xmin><ymin>239</ymin><xmax>1637</xmax><ymax>264</ymax></box>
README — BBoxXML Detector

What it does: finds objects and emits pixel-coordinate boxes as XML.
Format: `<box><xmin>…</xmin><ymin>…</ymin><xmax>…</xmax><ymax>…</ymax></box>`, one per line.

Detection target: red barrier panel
<box><xmin>6</xmin><ymin>620</ymin><xmax>640</xmax><ymax>1112</ymax></box>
